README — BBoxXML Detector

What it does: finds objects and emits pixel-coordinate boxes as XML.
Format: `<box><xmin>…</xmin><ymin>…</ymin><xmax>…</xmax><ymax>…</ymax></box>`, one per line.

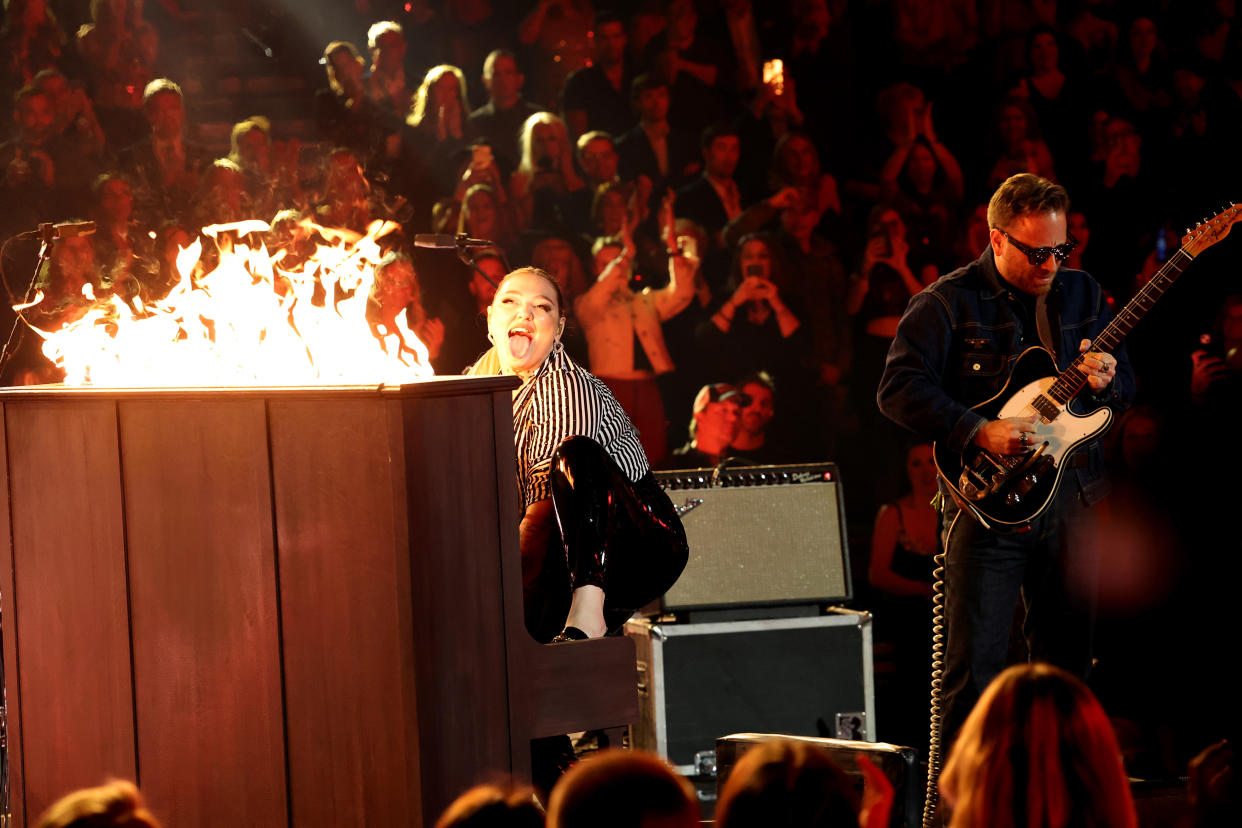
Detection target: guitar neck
<box><xmin>1047</xmin><ymin>248</ymin><xmax>1195</xmax><ymax>404</ymax></box>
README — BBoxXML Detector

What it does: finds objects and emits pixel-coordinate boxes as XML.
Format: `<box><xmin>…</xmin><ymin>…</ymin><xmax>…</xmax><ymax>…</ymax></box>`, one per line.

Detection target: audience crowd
<box><xmin>34</xmin><ymin>665</ymin><xmax>1240</xmax><ymax>826</ymax></box>
<box><xmin>4</xmin><ymin>0</ymin><xmax>1242</xmax><ymax>816</ymax></box>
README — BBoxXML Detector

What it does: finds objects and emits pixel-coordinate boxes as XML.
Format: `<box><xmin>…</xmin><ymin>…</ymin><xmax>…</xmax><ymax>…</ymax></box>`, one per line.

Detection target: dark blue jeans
<box><xmin>938</xmin><ymin>484</ymin><xmax>1100</xmax><ymax>747</ymax></box>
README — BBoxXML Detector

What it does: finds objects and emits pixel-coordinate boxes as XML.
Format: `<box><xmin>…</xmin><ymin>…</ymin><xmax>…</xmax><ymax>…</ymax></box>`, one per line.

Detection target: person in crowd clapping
<box><xmin>879</xmin><ymin>101</ymin><xmax>963</xmax><ymax>267</ymax></box>
<box><xmin>400</xmin><ymin>64</ymin><xmax>475</xmax><ymax>226</ymax></box>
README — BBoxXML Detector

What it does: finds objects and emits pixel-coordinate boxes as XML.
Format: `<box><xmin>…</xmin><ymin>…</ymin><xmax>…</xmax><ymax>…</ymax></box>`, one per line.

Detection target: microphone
<box><xmin>16</xmin><ymin>221</ymin><xmax>98</xmax><ymax>241</ymax></box>
<box><xmin>413</xmin><ymin>233</ymin><xmax>495</xmax><ymax>249</ymax></box>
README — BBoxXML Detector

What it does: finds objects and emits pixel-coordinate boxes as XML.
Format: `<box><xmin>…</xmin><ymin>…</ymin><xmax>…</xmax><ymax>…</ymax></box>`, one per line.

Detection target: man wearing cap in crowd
<box><xmin>658</xmin><ymin>383</ymin><xmax>756</xmax><ymax>470</ymax></box>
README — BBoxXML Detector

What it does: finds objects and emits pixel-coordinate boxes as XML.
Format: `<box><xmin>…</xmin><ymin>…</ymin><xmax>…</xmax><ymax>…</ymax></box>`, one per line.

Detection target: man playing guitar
<box><xmin>878</xmin><ymin>173</ymin><xmax>1135</xmax><ymax>760</ymax></box>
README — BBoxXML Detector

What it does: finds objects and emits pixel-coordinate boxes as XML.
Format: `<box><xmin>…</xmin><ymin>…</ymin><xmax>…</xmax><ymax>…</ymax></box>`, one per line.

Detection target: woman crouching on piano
<box><xmin>470</xmin><ymin>266</ymin><xmax>688</xmax><ymax>643</ymax></box>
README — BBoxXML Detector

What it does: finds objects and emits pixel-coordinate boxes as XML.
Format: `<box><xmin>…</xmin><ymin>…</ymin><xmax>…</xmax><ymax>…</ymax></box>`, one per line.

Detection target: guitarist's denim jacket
<box><xmin>877</xmin><ymin>249</ymin><xmax>1135</xmax><ymax>505</ymax></box>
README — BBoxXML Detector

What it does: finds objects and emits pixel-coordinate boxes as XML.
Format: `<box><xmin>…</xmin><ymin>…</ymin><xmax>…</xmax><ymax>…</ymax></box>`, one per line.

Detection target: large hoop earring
<box><xmin>553</xmin><ymin>338</ymin><xmax>565</xmax><ymax>355</ymax></box>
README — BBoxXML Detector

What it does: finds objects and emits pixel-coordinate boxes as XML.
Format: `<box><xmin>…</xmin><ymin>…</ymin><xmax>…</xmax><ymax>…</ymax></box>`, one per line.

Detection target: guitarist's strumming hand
<box><xmin>1076</xmin><ymin>339</ymin><xmax>1118</xmax><ymax>391</ymax></box>
<box><xmin>973</xmin><ymin>415</ymin><xmax>1039</xmax><ymax>455</ymax></box>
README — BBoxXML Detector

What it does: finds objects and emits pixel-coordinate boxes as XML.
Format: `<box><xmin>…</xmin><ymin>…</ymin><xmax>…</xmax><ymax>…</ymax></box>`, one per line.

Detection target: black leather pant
<box><xmin>524</xmin><ymin>436</ymin><xmax>689</xmax><ymax>642</ymax></box>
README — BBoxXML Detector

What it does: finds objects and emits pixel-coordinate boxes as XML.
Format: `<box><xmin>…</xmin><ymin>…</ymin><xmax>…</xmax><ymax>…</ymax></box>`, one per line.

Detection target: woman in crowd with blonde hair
<box><xmin>509</xmin><ymin>111</ymin><xmax>584</xmax><ymax>229</ymax></box>
<box><xmin>940</xmin><ymin>662</ymin><xmax>1138</xmax><ymax>828</ymax></box>
<box><xmin>37</xmin><ymin>779</ymin><xmax>161</xmax><ymax>828</ymax></box>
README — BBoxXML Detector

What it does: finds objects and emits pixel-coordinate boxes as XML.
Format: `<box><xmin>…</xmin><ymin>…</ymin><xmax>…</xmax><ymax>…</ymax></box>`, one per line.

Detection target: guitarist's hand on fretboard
<box><xmin>1075</xmin><ymin>338</ymin><xmax>1119</xmax><ymax>391</ymax></box>
<box><xmin>972</xmin><ymin>415</ymin><xmax>1039</xmax><ymax>455</ymax></box>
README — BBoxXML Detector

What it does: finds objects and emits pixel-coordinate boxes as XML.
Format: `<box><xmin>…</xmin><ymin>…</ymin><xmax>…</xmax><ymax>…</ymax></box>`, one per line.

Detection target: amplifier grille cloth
<box><xmin>664</xmin><ymin>483</ymin><xmax>847</xmax><ymax>609</ymax></box>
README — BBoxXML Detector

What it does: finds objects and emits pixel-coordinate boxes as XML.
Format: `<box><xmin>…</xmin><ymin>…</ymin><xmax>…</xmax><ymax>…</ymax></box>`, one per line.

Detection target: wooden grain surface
<box><xmin>268</xmin><ymin>397</ymin><xmax>421</xmax><ymax>827</ymax></box>
<box><xmin>118</xmin><ymin>399</ymin><xmax>287</xmax><ymax>828</ymax></box>
<box><xmin>4</xmin><ymin>400</ymin><xmax>136</xmax><ymax>821</ymax></box>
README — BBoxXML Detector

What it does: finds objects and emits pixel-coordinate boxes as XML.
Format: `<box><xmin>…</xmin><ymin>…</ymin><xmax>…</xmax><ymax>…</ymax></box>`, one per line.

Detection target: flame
<box><xmin>19</xmin><ymin>219</ymin><xmax>434</xmax><ymax>387</ymax></box>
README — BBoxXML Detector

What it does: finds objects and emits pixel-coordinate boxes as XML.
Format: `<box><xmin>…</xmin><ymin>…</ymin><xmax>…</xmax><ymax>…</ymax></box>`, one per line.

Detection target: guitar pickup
<box><xmin>1031</xmin><ymin>394</ymin><xmax>1059</xmax><ymax>422</ymax></box>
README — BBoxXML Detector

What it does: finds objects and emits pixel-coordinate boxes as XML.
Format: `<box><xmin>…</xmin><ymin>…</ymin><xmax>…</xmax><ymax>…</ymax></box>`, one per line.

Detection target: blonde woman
<box><xmin>509</xmin><ymin>111</ymin><xmax>584</xmax><ymax>228</ymax></box>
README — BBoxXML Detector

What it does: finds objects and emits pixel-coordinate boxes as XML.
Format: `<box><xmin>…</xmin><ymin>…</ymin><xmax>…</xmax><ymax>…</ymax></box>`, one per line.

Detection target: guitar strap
<box><xmin>1035</xmin><ymin>292</ymin><xmax>1058</xmax><ymax>360</ymax></box>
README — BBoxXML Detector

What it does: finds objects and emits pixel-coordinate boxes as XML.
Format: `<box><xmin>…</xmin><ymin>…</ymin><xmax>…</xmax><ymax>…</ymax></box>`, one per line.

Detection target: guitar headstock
<box><xmin>1182</xmin><ymin>203</ymin><xmax>1241</xmax><ymax>255</ymax></box>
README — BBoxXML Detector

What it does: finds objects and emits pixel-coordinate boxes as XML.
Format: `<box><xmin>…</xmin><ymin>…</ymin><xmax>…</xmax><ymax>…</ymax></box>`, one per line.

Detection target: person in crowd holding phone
<box><xmin>575</xmin><ymin>195</ymin><xmax>697</xmax><ymax>465</ymax></box>
<box><xmin>697</xmin><ymin>233</ymin><xmax>806</xmax><ymax>386</ymax></box>
<box><xmin>878</xmin><ymin>173</ymin><xmax>1134</xmax><ymax>752</ymax></box>
<box><xmin>849</xmin><ymin>205</ymin><xmax>937</xmax><ymax>405</ymax></box>
<box><xmin>509</xmin><ymin>111</ymin><xmax>584</xmax><ymax>230</ymax></box>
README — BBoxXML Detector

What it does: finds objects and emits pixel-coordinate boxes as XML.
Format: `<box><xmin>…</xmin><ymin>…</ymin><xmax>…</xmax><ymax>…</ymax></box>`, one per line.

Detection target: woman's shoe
<box><xmin>550</xmin><ymin>625</ymin><xmax>590</xmax><ymax>643</ymax></box>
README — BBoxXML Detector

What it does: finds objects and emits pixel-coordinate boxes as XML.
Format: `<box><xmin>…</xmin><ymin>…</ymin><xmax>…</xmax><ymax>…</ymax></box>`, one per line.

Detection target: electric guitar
<box><xmin>934</xmin><ymin>203</ymin><xmax>1241</xmax><ymax>530</ymax></box>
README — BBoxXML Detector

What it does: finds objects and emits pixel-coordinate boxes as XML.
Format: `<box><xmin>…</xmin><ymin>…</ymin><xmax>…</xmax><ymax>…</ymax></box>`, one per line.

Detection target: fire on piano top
<box><xmin>11</xmin><ymin>218</ymin><xmax>435</xmax><ymax>388</ymax></box>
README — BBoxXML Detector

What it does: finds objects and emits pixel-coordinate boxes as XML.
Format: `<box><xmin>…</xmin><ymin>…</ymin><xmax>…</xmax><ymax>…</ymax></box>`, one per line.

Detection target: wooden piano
<box><xmin>0</xmin><ymin>377</ymin><xmax>638</xmax><ymax>827</ymax></box>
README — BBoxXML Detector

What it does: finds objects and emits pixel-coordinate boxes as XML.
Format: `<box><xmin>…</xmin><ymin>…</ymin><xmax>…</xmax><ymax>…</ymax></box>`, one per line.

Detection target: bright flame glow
<box><xmin>20</xmin><ymin>219</ymin><xmax>434</xmax><ymax>387</ymax></box>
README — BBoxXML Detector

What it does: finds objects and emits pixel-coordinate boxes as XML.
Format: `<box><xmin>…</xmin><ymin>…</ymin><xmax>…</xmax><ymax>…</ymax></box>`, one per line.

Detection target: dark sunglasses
<box><xmin>999</xmin><ymin>230</ymin><xmax>1078</xmax><ymax>266</ymax></box>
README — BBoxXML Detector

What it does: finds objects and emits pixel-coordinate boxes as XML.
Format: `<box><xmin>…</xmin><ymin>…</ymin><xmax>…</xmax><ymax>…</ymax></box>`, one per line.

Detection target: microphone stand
<box><xmin>0</xmin><ymin>223</ymin><xmax>59</xmax><ymax>382</ymax></box>
<box><xmin>452</xmin><ymin>233</ymin><xmax>507</xmax><ymax>290</ymax></box>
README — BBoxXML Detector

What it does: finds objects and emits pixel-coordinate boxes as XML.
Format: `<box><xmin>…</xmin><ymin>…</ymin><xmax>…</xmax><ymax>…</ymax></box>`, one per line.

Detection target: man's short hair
<box><xmin>630</xmin><ymin>72</ymin><xmax>667</xmax><ymax>105</ymax></box>
<box><xmin>367</xmin><ymin>20</ymin><xmax>403</xmax><ymax>52</ymax></box>
<box><xmin>987</xmin><ymin>173</ymin><xmax>1070</xmax><ymax>231</ymax></box>
<box><xmin>701</xmin><ymin>121</ymin><xmax>740</xmax><ymax>151</ymax></box>
<box><xmin>483</xmin><ymin>49</ymin><xmax>517</xmax><ymax>81</ymax></box>
<box><xmin>142</xmin><ymin>78</ymin><xmax>183</xmax><ymax>104</ymax></box>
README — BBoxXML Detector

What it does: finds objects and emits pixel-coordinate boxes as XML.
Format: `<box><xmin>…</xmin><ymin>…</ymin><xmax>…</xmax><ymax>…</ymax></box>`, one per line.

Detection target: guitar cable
<box><xmin>922</xmin><ymin>507</ymin><xmax>959</xmax><ymax>828</ymax></box>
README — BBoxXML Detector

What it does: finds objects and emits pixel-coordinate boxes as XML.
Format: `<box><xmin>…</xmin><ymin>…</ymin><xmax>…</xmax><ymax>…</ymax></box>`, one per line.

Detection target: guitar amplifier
<box><xmin>655</xmin><ymin>464</ymin><xmax>852</xmax><ymax>610</ymax></box>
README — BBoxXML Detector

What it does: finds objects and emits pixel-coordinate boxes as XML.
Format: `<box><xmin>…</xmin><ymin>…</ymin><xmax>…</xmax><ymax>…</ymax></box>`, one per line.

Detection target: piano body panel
<box><xmin>0</xmin><ymin>376</ymin><xmax>640</xmax><ymax>827</ymax></box>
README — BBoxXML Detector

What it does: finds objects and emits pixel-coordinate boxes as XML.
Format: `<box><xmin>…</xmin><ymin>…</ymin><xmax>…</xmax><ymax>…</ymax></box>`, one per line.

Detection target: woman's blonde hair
<box><xmin>37</xmin><ymin>779</ymin><xmax>161</xmax><ymax>828</ymax></box>
<box><xmin>517</xmin><ymin>111</ymin><xmax>569</xmax><ymax>178</ymax></box>
<box><xmin>466</xmin><ymin>267</ymin><xmax>564</xmax><ymax>376</ymax></box>
<box><xmin>940</xmin><ymin>662</ymin><xmax>1137</xmax><ymax>828</ymax></box>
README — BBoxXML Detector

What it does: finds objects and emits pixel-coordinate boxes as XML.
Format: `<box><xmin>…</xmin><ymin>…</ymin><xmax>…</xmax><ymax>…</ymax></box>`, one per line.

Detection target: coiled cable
<box><xmin>922</xmin><ymin>508</ymin><xmax>959</xmax><ymax>827</ymax></box>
